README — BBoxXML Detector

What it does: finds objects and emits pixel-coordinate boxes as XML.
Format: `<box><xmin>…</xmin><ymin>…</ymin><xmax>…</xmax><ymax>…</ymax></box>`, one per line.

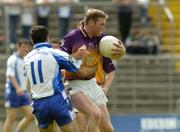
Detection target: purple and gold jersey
<box><xmin>61</xmin><ymin>27</ymin><xmax>115</xmax><ymax>81</ymax></box>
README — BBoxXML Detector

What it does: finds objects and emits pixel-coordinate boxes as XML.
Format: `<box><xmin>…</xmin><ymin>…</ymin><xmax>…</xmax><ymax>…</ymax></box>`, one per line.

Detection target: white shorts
<box><xmin>67</xmin><ymin>78</ymin><xmax>108</xmax><ymax>106</ymax></box>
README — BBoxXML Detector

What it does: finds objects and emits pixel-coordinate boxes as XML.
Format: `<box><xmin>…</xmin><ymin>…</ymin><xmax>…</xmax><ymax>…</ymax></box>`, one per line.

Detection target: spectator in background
<box><xmin>0</xmin><ymin>0</ymin><xmax>3</xmax><ymax>45</ymax></box>
<box><xmin>126</xmin><ymin>28</ymin><xmax>160</xmax><ymax>55</ymax></box>
<box><xmin>57</xmin><ymin>0</ymin><xmax>78</xmax><ymax>39</ymax></box>
<box><xmin>4</xmin><ymin>0</ymin><xmax>21</xmax><ymax>44</ymax></box>
<box><xmin>144</xmin><ymin>29</ymin><xmax>160</xmax><ymax>54</ymax></box>
<box><xmin>137</xmin><ymin>0</ymin><xmax>150</xmax><ymax>25</ymax></box>
<box><xmin>21</xmin><ymin>0</ymin><xmax>34</xmax><ymax>40</ymax></box>
<box><xmin>3</xmin><ymin>39</ymin><xmax>34</xmax><ymax>132</ymax></box>
<box><xmin>36</xmin><ymin>0</ymin><xmax>51</xmax><ymax>28</ymax></box>
<box><xmin>125</xmin><ymin>29</ymin><xmax>149</xmax><ymax>54</ymax></box>
<box><xmin>0</xmin><ymin>1</ymin><xmax>3</xmax><ymax>16</ymax></box>
<box><xmin>112</xmin><ymin>0</ymin><xmax>133</xmax><ymax>43</ymax></box>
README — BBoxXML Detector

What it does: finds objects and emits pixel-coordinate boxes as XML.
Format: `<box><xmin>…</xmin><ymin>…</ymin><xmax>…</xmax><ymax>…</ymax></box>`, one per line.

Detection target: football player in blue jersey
<box><xmin>3</xmin><ymin>39</ymin><xmax>34</xmax><ymax>132</ymax></box>
<box><xmin>24</xmin><ymin>26</ymin><xmax>83</xmax><ymax>132</ymax></box>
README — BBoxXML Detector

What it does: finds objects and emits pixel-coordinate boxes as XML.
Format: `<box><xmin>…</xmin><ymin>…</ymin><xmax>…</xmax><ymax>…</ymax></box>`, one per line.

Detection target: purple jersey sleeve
<box><xmin>102</xmin><ymin>57</ymin><xmax>116</xmax><ymax>73</ymax></box>
<box><xmin>60</xmin><ymin>30</ymin><xmax>77</xmax><ymax>54</ymax></box>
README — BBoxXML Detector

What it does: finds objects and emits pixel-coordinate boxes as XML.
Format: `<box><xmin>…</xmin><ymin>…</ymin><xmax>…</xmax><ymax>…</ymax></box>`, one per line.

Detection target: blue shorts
<box><xmin>4</xmin><ymin>88</ymin><xmax>30</xmax><ymax>108</ymax></box>
<box><xmin>32</xmin><ymin>92</ymin><xmax>75</xmax><ymax>128</ymax></box>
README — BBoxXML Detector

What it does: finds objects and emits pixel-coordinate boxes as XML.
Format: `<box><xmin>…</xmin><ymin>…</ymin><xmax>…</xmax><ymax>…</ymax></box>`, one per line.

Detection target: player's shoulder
<box><xmin>24</xmin><ymin>50</ymin><xmax>35</xmax><ymax>61</ymax></box>
<box><xmin>50</xmin><ymin>48</ymin><xmax>69</xmax><ymax>57</ymax></box>
<box><xmin>64</xmin><ymin>29</ymin><xmax>80</xmax><ymax>38</ymax></box>
<box><xmin>8</xmin><ymin>54</ymin><xmax>16</xmax><ymax>61</ymax></box>
<box><xmin>7</xmin><ymin>54</ymin><xmax>17</xmax><ymax>65</ymax></box>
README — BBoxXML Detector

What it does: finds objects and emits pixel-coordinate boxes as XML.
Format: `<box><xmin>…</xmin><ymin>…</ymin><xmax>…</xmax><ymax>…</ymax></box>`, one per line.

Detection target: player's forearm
<box><xmin>76</xmin><ymin>65</ymin><xmax>97</xmax><ymax>78</ymax></box>
<box><xmin>103</xmin><ymin>71</ymin><xmax>115</xmax><ymax>92</ymax></box>
<box><xmin>9</xmin><ymin>76</ymin><xmax>21</xmax><ymax>91</ymax></box>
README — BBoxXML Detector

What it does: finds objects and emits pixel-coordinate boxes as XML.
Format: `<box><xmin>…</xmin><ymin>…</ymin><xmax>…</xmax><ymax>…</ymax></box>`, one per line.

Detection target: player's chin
<box><xmin>97</xmin><ymin>31</ymin><xmax>103</xmax><ymax>36</ymax></box>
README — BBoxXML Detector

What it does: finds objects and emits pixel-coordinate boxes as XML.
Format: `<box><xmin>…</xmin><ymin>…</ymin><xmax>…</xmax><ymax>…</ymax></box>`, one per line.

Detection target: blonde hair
<box><xmin>84</xmin><ymin>8</ymin><xmax>108</xmax><ymax>24</ymax></box>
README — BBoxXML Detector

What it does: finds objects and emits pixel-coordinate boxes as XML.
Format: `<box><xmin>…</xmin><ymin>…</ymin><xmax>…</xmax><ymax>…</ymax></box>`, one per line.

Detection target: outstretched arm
<box><xmin>101</xmin><ymin>71</ymin><xmax>115</xmax><ymax>95</ymax></box>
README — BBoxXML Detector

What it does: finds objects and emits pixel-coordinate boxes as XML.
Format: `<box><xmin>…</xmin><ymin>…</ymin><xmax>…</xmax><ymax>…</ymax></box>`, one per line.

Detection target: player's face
<box><xmin>93</xmin><ymin>17</ymin><xmax>106</xmax><ymax>36</ymax></box>
<box><xmin>19</xmin><ymin>43</ymin><xmax>30</xmax><ymax>57</ymax></box>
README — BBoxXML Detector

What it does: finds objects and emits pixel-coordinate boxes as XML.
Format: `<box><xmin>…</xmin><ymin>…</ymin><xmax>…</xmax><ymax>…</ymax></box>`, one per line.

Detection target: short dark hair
<box><xmin>30</xmin><ymin>25</ymin><xmax>48</xmax><ymax>44</ymax></box>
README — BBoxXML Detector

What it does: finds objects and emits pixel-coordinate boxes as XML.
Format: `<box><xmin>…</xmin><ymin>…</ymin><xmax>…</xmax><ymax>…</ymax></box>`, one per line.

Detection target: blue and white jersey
<box><xmin>5</xmin><ymin>52</ymin><xmax>28</xmax><ymax>91</ymax></box>
<box><xmin>24</xmin><ymin>42</ymin><xmax>81</xmax><ymax>99</ymax></box>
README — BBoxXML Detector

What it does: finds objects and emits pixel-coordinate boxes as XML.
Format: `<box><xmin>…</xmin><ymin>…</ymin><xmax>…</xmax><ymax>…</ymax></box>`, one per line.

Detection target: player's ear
<box><xmin>30</xmin><ymin>39</ymin><xmax>34</xmax><ymax>45</ymax></box>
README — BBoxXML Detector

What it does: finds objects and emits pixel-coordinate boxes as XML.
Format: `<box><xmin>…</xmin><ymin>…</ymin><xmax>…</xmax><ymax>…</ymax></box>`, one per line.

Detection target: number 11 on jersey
<box><xmin>30</xmin><ymin>60</ymin><xmax>44</xmax><ymax>85</ymax></box>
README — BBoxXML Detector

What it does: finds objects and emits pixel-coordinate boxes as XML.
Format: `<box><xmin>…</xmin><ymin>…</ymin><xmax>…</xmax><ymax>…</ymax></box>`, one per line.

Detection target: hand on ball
<box><xmin>111</xmin><ymin>41</ymin><xmax>126</xmax><ymax>56</ymax></box>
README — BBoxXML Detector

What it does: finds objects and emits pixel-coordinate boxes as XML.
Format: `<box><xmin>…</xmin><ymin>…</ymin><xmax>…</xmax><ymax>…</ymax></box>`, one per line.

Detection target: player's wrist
<box><xmin>69</xmin><ymin>55</ymin><xmax>82</xmax><ymax>69</ymax></box>
<box><xmin>70</xmin><ymin>53</ymin><xmax>82</xmax><ymax>60</ymax></box>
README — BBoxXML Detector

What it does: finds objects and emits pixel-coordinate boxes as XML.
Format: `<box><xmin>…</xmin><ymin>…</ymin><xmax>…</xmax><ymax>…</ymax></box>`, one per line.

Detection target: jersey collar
<box><xmin>14</xmin><ymin>52</ymin><xmax>23</xmax><ymax>59</ymax></box>
<box><xmin>34</xmin><ymin>42</ymin><xmax>52</xmax><ymax>49</ymax></box>
<box><xmin>80</xmin><ymin>27</ymin><xmax>89</xmax><ymax>38</ymax></box>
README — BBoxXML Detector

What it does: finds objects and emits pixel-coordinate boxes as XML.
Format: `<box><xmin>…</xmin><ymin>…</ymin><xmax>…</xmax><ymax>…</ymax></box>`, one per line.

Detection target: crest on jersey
<box><xmin>60</xmin><ymin>40</ymin><xmax>65</xmax><ymax>47</ymax></box>
<box><xmin>60</xmin><ymin>39</ymin><xmax>68</xmax><ymax>51</ymax></box>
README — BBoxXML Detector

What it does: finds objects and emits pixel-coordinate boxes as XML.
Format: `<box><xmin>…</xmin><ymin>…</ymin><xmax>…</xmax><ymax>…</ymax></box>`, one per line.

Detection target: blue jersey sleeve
<box><xmin>51</xmin><ymin>50</ymin><xmax>81</xmax><ymax>72</ymax></box>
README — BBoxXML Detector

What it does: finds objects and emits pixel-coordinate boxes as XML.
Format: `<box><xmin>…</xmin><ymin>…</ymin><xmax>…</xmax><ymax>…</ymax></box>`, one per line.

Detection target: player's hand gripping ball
<box><xmin>99</xmin><ymin>35</ymin><xmax>126</xmax><ymax>59</ymax></box>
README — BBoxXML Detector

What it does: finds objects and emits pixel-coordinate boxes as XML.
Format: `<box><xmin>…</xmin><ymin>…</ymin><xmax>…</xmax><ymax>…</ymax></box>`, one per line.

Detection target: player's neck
<box><xmin>17</xmin><ymin>51</ymin><xmax>24</xmax><ymax>58</ymax></box>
